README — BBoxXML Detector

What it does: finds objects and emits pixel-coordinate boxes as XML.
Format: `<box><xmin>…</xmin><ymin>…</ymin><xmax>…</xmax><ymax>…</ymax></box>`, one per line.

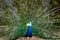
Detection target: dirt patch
<box><xmin>17</xmin><ymin>36</ymin><xmax>44</xmax><ymax>40</ymax></box>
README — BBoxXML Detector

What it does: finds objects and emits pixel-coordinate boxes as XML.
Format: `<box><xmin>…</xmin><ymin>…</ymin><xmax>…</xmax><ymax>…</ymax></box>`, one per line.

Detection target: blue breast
<box><xmin>26</xmin><ymin>26</ymin><xmax>32</xmax><ymax>35</ymax></box>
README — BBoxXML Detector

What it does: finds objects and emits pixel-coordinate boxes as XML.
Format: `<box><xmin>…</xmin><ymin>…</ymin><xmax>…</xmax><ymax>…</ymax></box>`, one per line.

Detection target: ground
<box><xmin>17</xmin><ymin>36</ymin><xmax>44</xmax><ymax>40</ymax></box>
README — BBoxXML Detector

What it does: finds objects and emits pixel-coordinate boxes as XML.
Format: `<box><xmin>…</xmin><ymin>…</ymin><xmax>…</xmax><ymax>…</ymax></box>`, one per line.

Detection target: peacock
<box><xmin>0</xmin><ymin>0</ymin><xmax>60</xmax><ymax>40</ymax></box>
<box><xmin>25</xmin><ymin>19</ymin><xmax>32</xmax><ymax>40</ymax></box>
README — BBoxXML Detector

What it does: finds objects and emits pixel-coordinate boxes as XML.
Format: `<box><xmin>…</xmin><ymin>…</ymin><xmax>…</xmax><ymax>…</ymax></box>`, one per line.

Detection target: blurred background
<box><xmin>0</xmin><ymin>0</ymin><xmax>60</xmax><ymax>40</ymax></box>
